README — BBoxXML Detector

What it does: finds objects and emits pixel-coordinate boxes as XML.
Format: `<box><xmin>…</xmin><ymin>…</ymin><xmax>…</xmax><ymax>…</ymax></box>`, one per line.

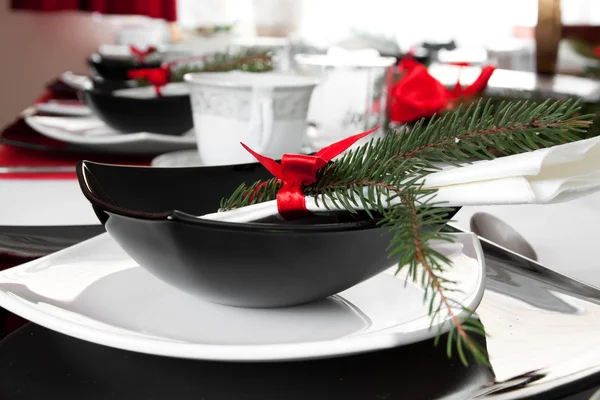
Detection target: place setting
<box><xmin>3</xmin><ymin>5</ymin><xmax>600</xmax><ymax>398</ymax></box>
<box><xmin>4</xmin><ymin>74</ymin><xmax>600</xmax><ymax>374</ymax></box>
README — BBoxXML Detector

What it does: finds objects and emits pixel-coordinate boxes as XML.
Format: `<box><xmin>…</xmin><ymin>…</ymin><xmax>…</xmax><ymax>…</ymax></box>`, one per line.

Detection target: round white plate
<box><xmin>151</xmin><ymin>149</ymin><xmax>204</xmax><ymax>167</ymax></box>
<box><xmin>25</xmin><ymin>115</ymin><xmax>196</xmax><ymax>155</ymax></box>
<box><xmin>0</xmin><ymin>232</ymin><xmax>485</xmax><ymax>362</ymax></box>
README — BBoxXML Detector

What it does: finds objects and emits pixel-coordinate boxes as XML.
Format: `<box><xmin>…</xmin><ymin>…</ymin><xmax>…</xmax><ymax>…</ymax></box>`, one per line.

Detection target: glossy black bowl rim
<box><xmin>91</xmin><ymin>75</ymin><xmax>138</xmax><ymax>86</ymax></box>
<box><xmin>88</xmin><ymin>52</ymin><xmax>162</xmax><ymax>66</ymax></box>
<box><xmin>76</xmin><ymin>161</ymin><xmax>383</xmax><ymax>233</ymax></box>
<box><xmin>84</xmin><ymin>87</ymin><xmax>190</xmax><ymax>102</ymax></box>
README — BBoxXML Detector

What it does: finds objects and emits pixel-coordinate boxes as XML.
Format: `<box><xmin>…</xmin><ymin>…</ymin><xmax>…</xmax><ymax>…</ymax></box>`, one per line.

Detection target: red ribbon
<box><xmin>127</xmin><ymin>66</ymin><xmax>170</xmax><ymax>96</ymax></box>
<box><xmin>130</xmin><ymin>46</ymin><xmax>157</xmax><ymax>64</ymax></box>
<box><xmin>389</xmin><ymin>58</ymin><xmax>495</xmax><ymax>124</ymax></box>
<box><xmin>241</xmin><ymin>126</ymin><xmax>380</xmax><ymax>219</ymax></box>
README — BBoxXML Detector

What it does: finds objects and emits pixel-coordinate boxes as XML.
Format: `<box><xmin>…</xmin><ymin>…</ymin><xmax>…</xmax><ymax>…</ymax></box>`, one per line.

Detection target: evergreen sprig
<box><xmin>169</xmin><ymin>49</ymin><xmax>274</xmax><ymax>82</ymax></box>
<box><xmin>220</xmin><ymin>99</ymin><xmax>593</xmax><ymax>366</ymax></box>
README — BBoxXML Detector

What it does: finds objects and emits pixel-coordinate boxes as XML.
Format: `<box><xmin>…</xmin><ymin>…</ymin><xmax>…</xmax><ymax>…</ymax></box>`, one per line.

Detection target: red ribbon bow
<box><xmin>130</xmin><ymin>46</ymin><xmax>157</xmax><ymax>64</ymax></box>
<box><xmin>242</xmin><ymin>126</ymin><xmax>380</xmax><ymax>219</ymax></box>
<box><xmin>390</xmin><ymin>58</ymin><xmax>495</xmax><ymax>124</ymax></box>
<box><xmin>127</xmin><ymin>66</ymin><xmax>170</xmax><ymax>96</ymax></box>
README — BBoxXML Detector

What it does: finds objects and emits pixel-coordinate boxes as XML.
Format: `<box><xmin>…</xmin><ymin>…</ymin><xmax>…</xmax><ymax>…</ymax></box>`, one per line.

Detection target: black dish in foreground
<box><xmin>87</xmin><ymin>53</ymin><xmax>161</xmax><ymax>81</ymax></box>
<box><xmin>82</xmin><ymin>88</ymin><xmax>193</xmax><ymax>136</ymax></box>
<box><xmin>3</xmin><ymin>226</ymin><xmax>600</xmax><ymax>399</ymax></box>
<box><xmin>76</xmin><ymin>161</ymin><xmax>459</xmax><ymax>308</ymax></box>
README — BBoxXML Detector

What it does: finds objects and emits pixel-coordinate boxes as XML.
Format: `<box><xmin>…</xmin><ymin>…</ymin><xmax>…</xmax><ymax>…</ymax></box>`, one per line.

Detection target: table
<box><xmin>1</xmin><ymin>223</ymin><xmax>600</xmax><ymax>399</ymax></box>
<box><xmin>1</xmin><ymin>100</ymin><xmax>600</xmax><ymax>398</ymax></box>
<box><xmin>0</xmin><ymin>180</ymin><xmax>99</xmax><ymax>226</ymax></box>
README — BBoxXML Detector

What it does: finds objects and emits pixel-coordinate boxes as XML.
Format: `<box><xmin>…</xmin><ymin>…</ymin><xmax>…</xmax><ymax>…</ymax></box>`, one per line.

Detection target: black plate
<box><xmin>81</xmin><ymin>88</ymin><xmax>193</xmax><ymax>136</ymax></box>
<box><xmin>87</xmin><ymin>53</ymin><xmax>161</xmax><ymax>81</ymax></box>
<box><xmin>76</xmin><ymin>161</ymin><xmax>459</xmax><ymax>308</ymax></box>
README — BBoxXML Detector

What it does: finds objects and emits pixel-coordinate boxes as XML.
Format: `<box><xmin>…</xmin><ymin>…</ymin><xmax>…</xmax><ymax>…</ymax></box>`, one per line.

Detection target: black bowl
<box><xmin>91</xmin><ymin>75</ymin><xmax>139</xmax><ymax>92</ymax></box>
<box><xmin>87</xmin><ymin>53</ymin><xmax>162</xmax><ymax>81</ymax></box>
<box><xmin>82</xmin><ymin>88</ymin><xmax>193</xmax><ymax>136</ymax></box>
<box><xmin>76</xmin><ymin>161</ymin><xmax>459</xmax><ymax>308</ymax></box>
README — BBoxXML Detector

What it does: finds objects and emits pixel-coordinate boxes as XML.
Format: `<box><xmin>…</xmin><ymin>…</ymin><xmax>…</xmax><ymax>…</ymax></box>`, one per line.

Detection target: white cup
<box><xmin>294</xmin><ymin>53</ymin><xmax>396</xmax><ymax>152</ymax></box>
<box><xmin>184</xmin><ymin>71</ymin><xmax>319</xmax><ymax>165</ymax></box>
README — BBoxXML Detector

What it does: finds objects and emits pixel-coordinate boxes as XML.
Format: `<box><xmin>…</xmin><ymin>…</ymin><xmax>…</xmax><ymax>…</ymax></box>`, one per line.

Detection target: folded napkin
<box><xmin>203</xmin><ymin>137</ymin><xmax>600</xmax><ymax>223</ymax></box>
<box><xmin>423</xmin><ymin>136</ymin><xmax>600</xmax><ymax>205</ymax></box>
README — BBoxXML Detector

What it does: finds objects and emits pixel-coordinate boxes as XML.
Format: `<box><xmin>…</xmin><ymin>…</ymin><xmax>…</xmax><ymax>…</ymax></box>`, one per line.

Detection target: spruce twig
<box><xmin>219</xmin><ymin>99</ymin><xmax>594</xmax><ymax>366</ymax></box>
<box><xmin>169</xmin><ymin>49</ymin><xmax>274</xmax><ymax>82</ymax></box>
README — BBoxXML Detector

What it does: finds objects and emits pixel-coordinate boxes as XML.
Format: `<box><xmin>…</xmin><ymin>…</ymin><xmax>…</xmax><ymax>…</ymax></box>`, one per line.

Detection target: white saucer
<box><xmin>0</xmin><ymin>232</ymin><xmax>485</xmax><ymax>362</ymax></box>
<box><xmin>151</xmin><ymin>149</ymin><xmax>203</xmax><ymax>167</ymax></box>
<box><xmin>25</xmin><ymin>115</ymin><xmax>197</xmax><ymax>155</ymax></box>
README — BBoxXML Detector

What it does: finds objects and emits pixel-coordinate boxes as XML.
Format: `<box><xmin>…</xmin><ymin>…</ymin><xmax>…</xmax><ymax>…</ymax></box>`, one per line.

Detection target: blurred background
<box><xmin>2</xmin><ymin>0</ymin><xmax>600</xmax><ymax>127</ymax></box>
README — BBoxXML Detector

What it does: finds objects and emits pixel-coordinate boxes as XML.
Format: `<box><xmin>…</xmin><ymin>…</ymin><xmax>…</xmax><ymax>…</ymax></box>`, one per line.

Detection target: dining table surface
<box><xmin>1</xmin><ymin>72</ymin><xmax>600</xmax><ymax>399</ymax></box>
<box><xmin>0</xmin><ymin>175</ymin><xmax>600</xmax><ymax>400</ymax></box>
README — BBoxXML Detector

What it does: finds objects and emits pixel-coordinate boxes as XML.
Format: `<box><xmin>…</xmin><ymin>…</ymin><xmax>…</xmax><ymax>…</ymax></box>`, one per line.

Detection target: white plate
<box><xmin>34</xmin><ymin>100</ymin><xmax>93</xmax><ymax>116</ymax></box>
<box><xmin>151</xmin><ymin>149</ymin><xmax>204</xmax><ymax>167</ymax></box>
<box><xmin>0</xmin><ymin>232</ymin><xmax>485</xmax><ymax>362</ymax></box>
<box><xmin>428</xmin><ymin>64</ymin><xmax>600</xmax><ymax>101</ymax></box>
<box><xmin>25</xmin><ymin>115</ymin><xmax>197</xmax><ymax>155</ymax></box>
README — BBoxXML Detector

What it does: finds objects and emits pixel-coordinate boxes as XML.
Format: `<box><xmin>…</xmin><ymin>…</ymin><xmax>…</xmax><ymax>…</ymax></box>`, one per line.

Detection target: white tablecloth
<box><xmin>1</xmin><ymin>179</ymin><xmax>599</xmax><ymax>288</ymax></box>
<box><xmin>0</xmin><ymin>180</ymin><xmax>99</xmax><ymax>226</ymax></box>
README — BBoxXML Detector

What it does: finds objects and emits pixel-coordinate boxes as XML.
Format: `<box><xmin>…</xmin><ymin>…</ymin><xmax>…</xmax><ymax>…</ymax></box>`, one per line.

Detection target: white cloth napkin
<box><xmin>425</xmin><ymin>136</ymin><xmax>600</xmax><ymax>205</ymax></box>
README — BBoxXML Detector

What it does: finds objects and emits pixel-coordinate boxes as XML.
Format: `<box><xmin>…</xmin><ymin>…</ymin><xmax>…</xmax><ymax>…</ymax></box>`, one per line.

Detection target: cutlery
<box><xmin>470</xmin><ymin>212</ymin><xmax>538</xmax><ymax>261</ymax></box>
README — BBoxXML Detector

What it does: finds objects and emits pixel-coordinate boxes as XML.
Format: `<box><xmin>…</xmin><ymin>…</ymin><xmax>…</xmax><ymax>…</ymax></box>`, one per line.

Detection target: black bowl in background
<box><xmin>87</xmin><ymin>53</ymin><xmax>162</xmax><ymax>81</ymax></box>
<box><xmin>76</xmin><ymin>161</ymin><xmax>460</xmax><ymax>308</ymax></box>
<box><xmin>91</xmin><ymin>75</ymin><xmax>139</xmax><ymax>92</ymax></box>
<box><xmin>81</xmin><ymin>88</ymin><xmax>193</xmax><ymax>136</ymax></box>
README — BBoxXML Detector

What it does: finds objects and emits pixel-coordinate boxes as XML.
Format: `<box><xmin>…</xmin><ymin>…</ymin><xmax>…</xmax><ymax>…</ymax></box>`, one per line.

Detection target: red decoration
<box><xmin>11</xmin><ymin>0</ymin><xmax>177</xmax><ymax>22</ymax></box>
<box><xmin>127</xmin><ymin>66</ymin><xmax>170</xmax><ymax>96</ymax></box>
<box><xmin>593</xmin><ymin>46</ymin><xmax>600</xmax><ymax>58</ymax></box>
<box><xmin>130</xmin><ymin>46</ymin><xmax>157</xmax><ymax>64</ymax></box>
<box><xmin>389</xmin><ymin>59</ymin><xmax>495</xmax><ymax>124</ymax></box>
<box><xmin>241</xmin><ymin>126</ymin><xmax>380</xmax><ymax>219</ymax></box>
<box><xmin>449</xmin><ymin>62</ymin><xmax>472</xmax><ymax>67</ymax></box>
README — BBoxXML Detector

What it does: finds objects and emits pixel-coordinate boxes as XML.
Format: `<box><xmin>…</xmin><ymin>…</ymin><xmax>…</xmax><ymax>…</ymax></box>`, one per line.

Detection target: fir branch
<box><xmin>169</xmin><ymin>49</ymin><xmax>274</xmax><ymax>82</ymax></box>
<box><xmin>387</xmin><ymin>189</ymin><xmax>489</xmax><ymax>366</ymax></box>
<box><xmin>395</xmin><ymin>98</ymin><xmax>591</xmax><ymax>164</ymax></box>
<box><xmin>219</xmin><ymin>99</ymin><xmax>594</xmax><ymax>366</ymax></box>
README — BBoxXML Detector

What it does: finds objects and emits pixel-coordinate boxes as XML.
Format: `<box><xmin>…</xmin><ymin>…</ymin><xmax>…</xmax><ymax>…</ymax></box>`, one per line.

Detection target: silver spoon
<box><xmin>470</xmin><ymin>212</ymin><xmax>538</xmax><ymax>261</ymax></box>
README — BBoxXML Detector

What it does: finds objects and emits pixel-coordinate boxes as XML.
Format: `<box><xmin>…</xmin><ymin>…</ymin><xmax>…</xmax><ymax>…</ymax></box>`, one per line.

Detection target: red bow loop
<box><xmin>130</xmin><ymin>46</ymin><xmax>157</xmax><ymax>64</ymax></box>
<box><xmin>127</xmin><ymin>66</ymin><xmax>170</xmax><ymax>96</ymax></box>
<box><xmin>241</xmin><ymin>126</ymin><xmax>380</xmax><ymax>219</ymax></box>
<box><xmin>389</xmin><ymin>59</ymin><xmax>496</xmax><ymax>124</ymax></box>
